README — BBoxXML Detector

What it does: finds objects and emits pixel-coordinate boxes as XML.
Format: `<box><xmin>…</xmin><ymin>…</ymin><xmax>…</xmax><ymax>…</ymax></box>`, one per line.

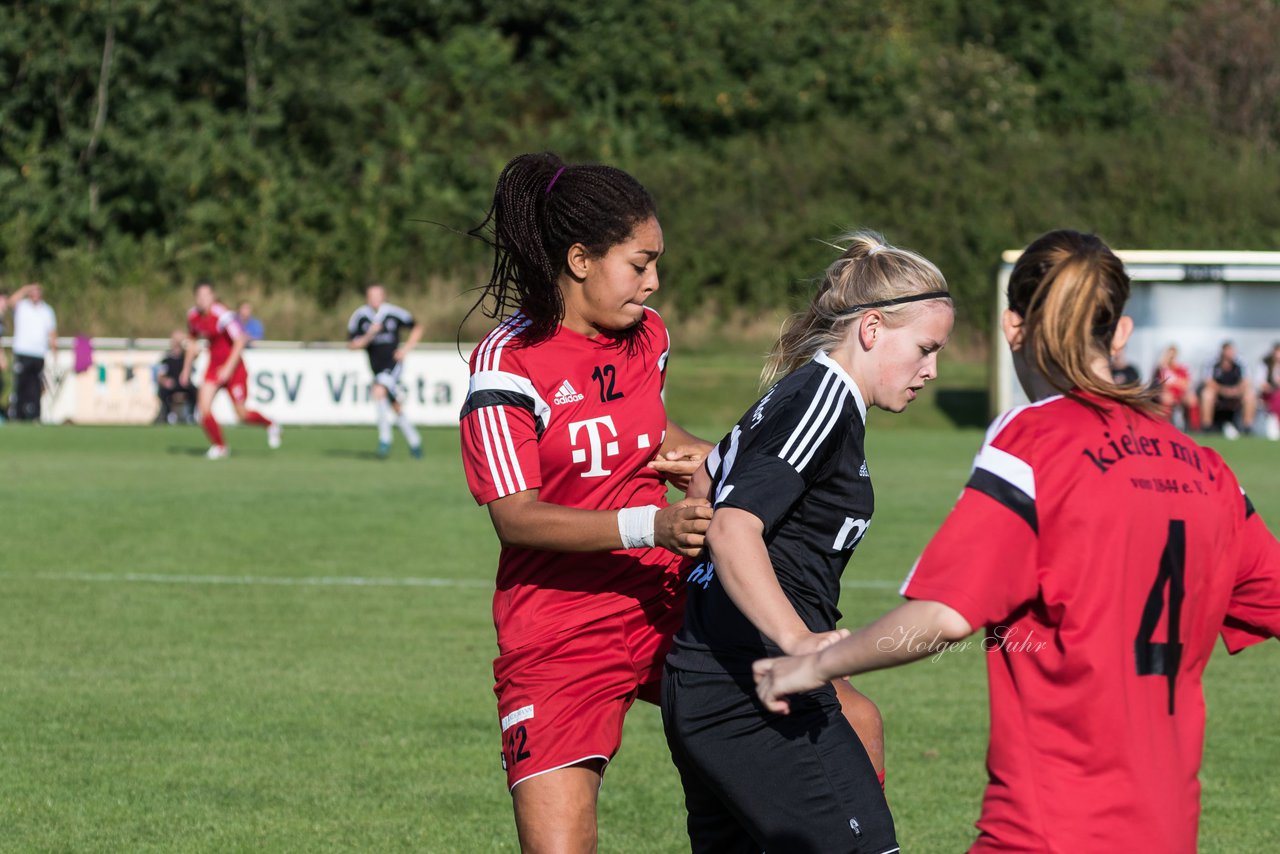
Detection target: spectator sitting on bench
<box><xmin>1200</xmin><ymin>340</ymin><xmax>1256</xmax><ymax>438</ymax></box>
<box><xmin>155</xmin><ymin>330</ymin><xmax>197</xmax><ymax>424</ymax></box>
<box><xmin>1259</xmin><ymin>341</ymin><xmax>1280</xmax><ymax>441</ymax></box>
<box><xmin>1154</xmin><ymin>344</ymin><xmax>1199</xmax><ymax>432</ymax></box>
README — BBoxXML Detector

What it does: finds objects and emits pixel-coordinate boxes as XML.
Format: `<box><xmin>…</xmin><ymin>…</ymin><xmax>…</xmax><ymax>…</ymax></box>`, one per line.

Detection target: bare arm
<box><xmin>705</xmin><ymin>507</ymin><xmax>847</xmax><ymax>655</ymax></box>
<box><xmin>219</xmin><ymin>334</ymin><xmax>248</xmax><ymax>379</ymax></box>
<box><xmin>754</xmin><ymin>599</ymin><xmax>972</xmax><ymax>713</ymax></box>
<box><xmin>660</xmin><ymin>420</ymin><xmax>708</xmax><ymax>455</ymax></box>
<box><xmin>395</xmin><ymin>324</ymin><xmax>424</xmax><ymax>360</ymax></box>
<box><xmin>648</xmin><ymin>419</ymin><xmax>714</xmax><ymax>492</ymax></box>
<box><xmin>346</xmin><ymin>322</ymin><xmax>382</xmax><ymax>350</ymax></box>
<box><xmin>179</xmin><ymin>336</ymin><xmax>199</xmax><ymax>385</ymax></box>
<box><xmin>10</xmin><ymin>284</ymin><xmax>34</xmax><ymax>303</ymax></box>
<box><xmin>486</xmin><ymin>489</ymin><xmax>712</xmax><ymax>557</ymax></box>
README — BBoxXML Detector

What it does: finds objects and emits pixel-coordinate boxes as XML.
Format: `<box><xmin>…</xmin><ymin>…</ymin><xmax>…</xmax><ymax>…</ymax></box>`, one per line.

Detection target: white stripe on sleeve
<box><xmin>784</xmin><ymin>375</ymin><xmax>843</xmax><ymax>470</ymax></box>
<box><xmin>778</xmin><ymin>372</ymin><xmax>834</xmax><ymax>461</ymax></box>
<box><xmin>476</xmin><ymin>403</ymin><xmax>508</xmax><ymax>498</ymax></box>
<box><xmin>496</xmin><ymin>405</ymin><xmax>527</xmax><ymax>493</ymax></box>
<box><xmin>972</xmin><ymin>444</ymin><xmax>1035</xmax><ymax>499</ymax></box>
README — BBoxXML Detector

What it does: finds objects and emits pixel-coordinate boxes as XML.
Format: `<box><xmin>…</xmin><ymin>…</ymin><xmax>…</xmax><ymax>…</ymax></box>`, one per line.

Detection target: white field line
<box><xmin>30</xmin><ymin>572</ymin><xmax>493</xmax><ymax>589</ymax></box>
<box><xmin>14</xmin><ymin>572</ymin><xmax>901</xmax><ymax>591</ymax></box>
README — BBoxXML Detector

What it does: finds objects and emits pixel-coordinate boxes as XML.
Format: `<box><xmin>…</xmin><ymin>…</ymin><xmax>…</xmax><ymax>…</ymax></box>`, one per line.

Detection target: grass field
<box><xmin>1</xmin><ymin>353</ymin><xmax>1277</xmax><ymax>852</ymax></box>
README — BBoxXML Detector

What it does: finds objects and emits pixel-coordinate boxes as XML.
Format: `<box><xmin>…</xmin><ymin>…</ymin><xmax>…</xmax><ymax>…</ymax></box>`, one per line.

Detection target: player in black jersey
<box><xmin>663</xmin><ymin>232</ymin><xmax>953</xmax><ymax>853</ymax></box>
<box><xmin>347</xmin><ymin>283</ymin><xmax>424</xmax><ymax>458</ymax></box>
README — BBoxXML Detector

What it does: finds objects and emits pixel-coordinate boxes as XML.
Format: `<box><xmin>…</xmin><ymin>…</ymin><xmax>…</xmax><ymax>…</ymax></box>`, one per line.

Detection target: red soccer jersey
<box><xmin>901</xmin><ymin>392</ymin><xmax>1280</xmax><ymax>854</ymax></box>
<box><xmin>187</xmin><ymin>302</ymin><xmax>244</xmax><ymax>368</ymax></box>
<box><xmin>459</xmin><ymin>309</ymin><xmax>682</xmax><ymax>653</ymax></box>
<box><xmin>1157</xmin><ymin>362</ymin><xmax>1190</xmax><ymax>396</ymax></box>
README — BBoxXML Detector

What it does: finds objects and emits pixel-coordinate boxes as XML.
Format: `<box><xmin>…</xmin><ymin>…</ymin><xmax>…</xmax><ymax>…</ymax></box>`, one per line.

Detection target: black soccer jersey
<box><xmin>1211</xmin><ymin>358</ymin><xmax>1243</xmax><ymax>387</ymax></box>
<box><xmin>347</xmin><ymin>304</ymin><xmax>415</xmax><ymax>374</ymax></box>
<box><xmin>667</xmin><ymin>350</ymin><xmax>874</xmax><ymax>674</ymax></box>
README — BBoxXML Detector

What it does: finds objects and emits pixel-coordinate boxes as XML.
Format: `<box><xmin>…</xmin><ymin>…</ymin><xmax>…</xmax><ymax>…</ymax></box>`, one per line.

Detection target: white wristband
<box><xmin>617</xmin><ymin>505</ymin><xmax>659</xmax><ymax>550</ymax></box>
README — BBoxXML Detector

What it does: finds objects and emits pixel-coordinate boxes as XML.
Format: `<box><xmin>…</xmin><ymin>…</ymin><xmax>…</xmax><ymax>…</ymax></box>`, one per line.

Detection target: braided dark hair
<box><xmin>467</xmin><ymin>152</ymin><xmax>657</xmax><ymax>346</ymax></box>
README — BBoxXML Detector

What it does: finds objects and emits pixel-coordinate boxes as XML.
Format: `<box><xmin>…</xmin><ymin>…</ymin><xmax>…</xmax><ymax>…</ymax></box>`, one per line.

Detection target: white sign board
<box><xmin>40</xmin><ymin>343</ymin><xmax>472</xmax><ymax>426</ymax></box>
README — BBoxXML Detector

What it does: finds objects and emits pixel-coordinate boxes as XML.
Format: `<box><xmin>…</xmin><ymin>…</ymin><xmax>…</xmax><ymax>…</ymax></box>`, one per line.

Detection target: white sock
<box><xmin>376</xmin><ymin>397</ymin><xmax>393</xmax><ymax>444</ymax></box>
<box><xmin>397</xmin><ymin>411</ymin><xmax>421</xmax><ymax>448</ymax></box>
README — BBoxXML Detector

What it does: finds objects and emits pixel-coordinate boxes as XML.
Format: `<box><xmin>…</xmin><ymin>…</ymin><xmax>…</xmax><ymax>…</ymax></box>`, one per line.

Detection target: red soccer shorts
<box><xmin>205</xmin><ymin>362</ymin><xmax>249</xmax><ymax>404</ymax></box>
<box><xmin>492</xmin><ymin>588</ymin><xmax>685</xmax><ymax>790</ymax></box>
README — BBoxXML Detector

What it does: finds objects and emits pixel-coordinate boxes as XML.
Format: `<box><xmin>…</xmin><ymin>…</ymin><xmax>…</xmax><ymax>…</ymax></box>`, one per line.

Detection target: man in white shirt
<box><xmin>0</xmin><ymin>288</ymin><xmax>9</xmax><ymax>420</ymax></box>
<box><xmin>10</xmin><ymin>283</ymin><xmax>57</xmax><ymax>421</ymax></box>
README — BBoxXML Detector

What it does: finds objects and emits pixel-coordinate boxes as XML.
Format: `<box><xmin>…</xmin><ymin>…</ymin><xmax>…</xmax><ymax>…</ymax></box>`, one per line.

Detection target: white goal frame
<box><xmin>992</xmin><ymin>250</ymin><xmax>1280</xmax><ymax>417</ymax></box>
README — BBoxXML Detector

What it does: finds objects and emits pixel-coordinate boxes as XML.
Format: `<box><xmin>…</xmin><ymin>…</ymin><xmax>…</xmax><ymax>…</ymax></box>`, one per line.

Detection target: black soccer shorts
<box><xmin>662</xmin><ymin>665</ymin><xmax>898</xmax><ymax>854</ymax></box>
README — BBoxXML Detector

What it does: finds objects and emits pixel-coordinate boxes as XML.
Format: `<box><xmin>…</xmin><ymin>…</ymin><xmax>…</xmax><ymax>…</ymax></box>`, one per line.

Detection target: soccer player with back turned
<box><xmin>756</xmin><ymin>229</ymin><xmax>1280</xmax><ymax>853</ymax></box>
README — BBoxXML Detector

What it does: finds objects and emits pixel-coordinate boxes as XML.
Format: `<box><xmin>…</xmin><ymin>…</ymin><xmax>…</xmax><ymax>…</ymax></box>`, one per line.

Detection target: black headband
<box><xmin>834</xmin><ymin>290</ymin><xmax>952</xmax><ymax>318</ymax></box>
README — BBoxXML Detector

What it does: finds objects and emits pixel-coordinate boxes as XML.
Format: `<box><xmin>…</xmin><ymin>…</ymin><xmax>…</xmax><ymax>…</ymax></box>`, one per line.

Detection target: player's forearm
<box><xmin>813</xmin><ymin>600</ymin><xmax>973</xmax><ymax>679</ymax></box>
<box><xmin>402</xmin><ymin>326</ymin><xmax>424</xmax><ymax>352</ymax></box>
<box><xmin>181</xmin><ymin>343</ymin><xmax>197</xmax><ymax>375</ymax></box>
<box><xmin>224</xmin><ymin>339</ymin><xmax>247</xmax><ymax>372</ymax></box>
<box><xmin>660</xmin><ymin>419</ymin><xmax>710</xmax><ymax>456</ymax></box>
<box><xmin>706</xmin><ymin>509</ymin><xmax>811</xmax><ymax>652</ymax></box>
<box><xmin>487</xmin><ymin>495</ymin><xmax>628</xmax><ymax>552</ymax></box>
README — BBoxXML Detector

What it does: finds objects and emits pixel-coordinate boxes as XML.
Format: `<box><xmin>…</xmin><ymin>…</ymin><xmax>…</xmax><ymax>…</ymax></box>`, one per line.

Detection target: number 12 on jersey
<box><xmin>1135</xmin><ymin>519</ymin><xmax>1186</xmax><ymax>715</ymax></box>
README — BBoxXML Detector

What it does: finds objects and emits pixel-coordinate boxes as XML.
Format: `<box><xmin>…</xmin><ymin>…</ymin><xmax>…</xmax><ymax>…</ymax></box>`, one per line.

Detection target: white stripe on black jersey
<box><xmin>669</xmin><ymin>350</ymin><xmax>873</xmax><ymax>674</ymax></box>
<box><xmin>347</xmin><ymin>303</ymin><xmax>416</xmax><ymax>374</ymax></box>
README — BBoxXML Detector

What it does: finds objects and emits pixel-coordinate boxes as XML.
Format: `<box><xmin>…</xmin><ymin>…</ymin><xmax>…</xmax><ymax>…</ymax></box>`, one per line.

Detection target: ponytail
<box><xmin>763</xmin><ymin>231</ymin><xmax>949</xmax><ymax>386</ymax></box>
<box><xmin>1008</xmin><ymin>230</ymin><xmax>1161</xmax><ymax>416</ymax></box>
<box><xmin>466</xmin><ymin>152</ymin><xmax>656</xmax><ymax>346</ymax></box>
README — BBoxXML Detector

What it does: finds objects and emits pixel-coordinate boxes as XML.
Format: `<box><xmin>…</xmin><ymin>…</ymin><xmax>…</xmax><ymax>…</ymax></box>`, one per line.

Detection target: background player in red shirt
<box><xmin>180</xmin><ymin>280</ymin><xmax>280</xmax><ymax>459</ymax></box>
<box><xmin>755</xmin><ymin>229</ymin><xmax>1280</xmax><ymax>853</ymax></box>
<box><xmin>458</xmin><ymin>153</ymin><xmax>714</xmax><ymax>852</ymax></box>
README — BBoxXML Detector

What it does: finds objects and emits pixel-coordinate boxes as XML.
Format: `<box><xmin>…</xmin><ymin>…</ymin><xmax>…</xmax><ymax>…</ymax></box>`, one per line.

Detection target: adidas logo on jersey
<box><xmin>553</xmin><ymin>380</ymin><xmax>585</xmax><ymax>405</ymax></box>
<box><xmin>859</xmin><ymin>461</ymin><xmax>869</xmax><ymax>477</ymax></box>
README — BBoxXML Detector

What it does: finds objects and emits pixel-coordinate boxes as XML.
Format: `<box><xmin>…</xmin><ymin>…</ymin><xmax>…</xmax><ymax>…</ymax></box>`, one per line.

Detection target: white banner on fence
<box><xmin>41</xmin><ymin>343</ymin><xmax>472</xmax><ymax>426</ymax></box>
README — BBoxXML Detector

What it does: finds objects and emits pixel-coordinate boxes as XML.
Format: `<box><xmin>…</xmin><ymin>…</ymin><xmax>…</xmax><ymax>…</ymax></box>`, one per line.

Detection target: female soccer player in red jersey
<box><xmin>755</xmin><ymin>230</ymin><xmax>1280</xmax><ymax>854</ymax></box>
<box><xmin>663</xmin><ymin>232</ymin><xmax>953</xmax><ymax>854</ymax></box>
<box><xmin>180</xmin><ymin>280</ymin><xmax>280</xmax><ymax>459</ymax></box>
<box><xmin>457</xmin><ymin>153</ymin><xmax>715</xmax><ymax>852</ymax></box>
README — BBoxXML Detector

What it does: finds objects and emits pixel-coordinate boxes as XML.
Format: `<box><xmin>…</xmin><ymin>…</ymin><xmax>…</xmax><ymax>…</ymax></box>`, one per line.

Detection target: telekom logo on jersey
<box><xmin>567</xmin><ymin>415</ymin><xmax>657</xmax><ymax>478</ymax></box>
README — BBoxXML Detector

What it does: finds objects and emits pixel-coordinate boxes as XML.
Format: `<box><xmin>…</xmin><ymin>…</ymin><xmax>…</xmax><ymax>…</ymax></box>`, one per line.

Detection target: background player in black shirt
<box><xmin>663</xmin><ymin>232</ymin><xmax>953</xmax><ymax>853</ymax></box>
<box><xmin>347</xmin><ymin>283</ymin><xmax>424</xmax><ymax>458</ymax></box>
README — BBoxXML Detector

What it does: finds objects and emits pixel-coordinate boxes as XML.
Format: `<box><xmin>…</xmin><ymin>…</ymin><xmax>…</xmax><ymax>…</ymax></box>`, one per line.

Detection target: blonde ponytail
<box><xmin>763</xmin><ymin>231</ymin><xmax>949</xmax><ymax>386</ymax></box>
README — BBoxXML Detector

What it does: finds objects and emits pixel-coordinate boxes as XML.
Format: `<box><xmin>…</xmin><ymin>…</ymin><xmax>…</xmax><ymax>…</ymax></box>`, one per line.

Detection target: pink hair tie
<box><xmin>546</xmin><ymin>166</ymin><xmax>567</xmax><ymax>194</ymax></box>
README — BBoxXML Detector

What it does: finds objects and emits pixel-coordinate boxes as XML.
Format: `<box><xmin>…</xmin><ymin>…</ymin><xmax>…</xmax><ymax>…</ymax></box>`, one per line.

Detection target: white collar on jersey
<box><xmin>813</xmin><ymin>350</ymin><xmax>868</xmax><ymax>421</ymax></box>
